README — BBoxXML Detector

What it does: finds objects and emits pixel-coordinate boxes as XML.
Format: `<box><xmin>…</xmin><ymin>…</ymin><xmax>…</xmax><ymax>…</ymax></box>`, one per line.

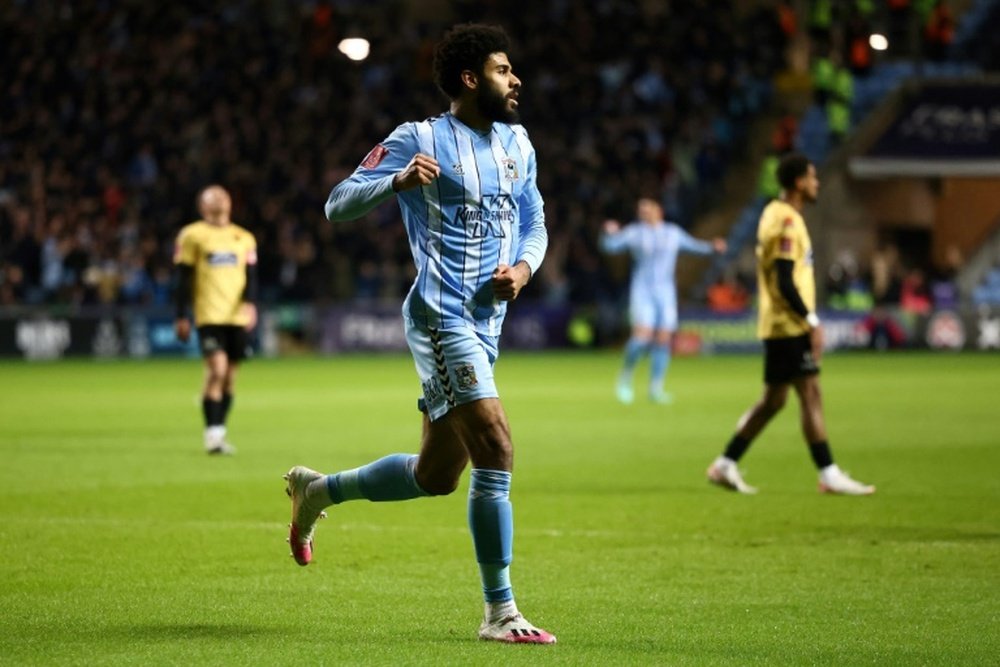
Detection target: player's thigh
<box><xmin>416</xmin><ymin>398</ymin><xmax>514</xmax><ymax>487</ymax></box>
<box><xmin>222</xmin><ymin>325</ymin><xmax>250</xmax><ymax>364</ymax></box>
<box><xmin>651</xmin><ymin>295</ymin><xmax>678</xmax><ymax>334</ymax></box>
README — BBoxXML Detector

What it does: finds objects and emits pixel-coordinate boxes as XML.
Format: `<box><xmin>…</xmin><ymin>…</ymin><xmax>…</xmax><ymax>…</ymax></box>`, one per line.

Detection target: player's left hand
<box><xmin>492</xmin><ymin>262</ymin><xmax>531</xmax><ymax>301</ymax></box>
<box><xmin>810</xmin><ymin>324</ymin><xmax>824</xmax><ymax>364</ymax></box>
<box><xmin>712</xmin><ymin>237</ymin><xmax>727</xmax><ymax>254</ymax></box>
<box><xmin>174</xmin><ymin>317</ymin><xmax>191</xmax><ymax>343</ymax></box>
<box><xmin>242</xmin><ymin>303</ymin><xmax>258</xmax><ymax>331</ymax></box>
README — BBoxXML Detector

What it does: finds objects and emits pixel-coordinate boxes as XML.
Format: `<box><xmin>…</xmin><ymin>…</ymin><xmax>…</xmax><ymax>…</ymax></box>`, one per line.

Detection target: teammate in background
<box><xmin>283</xmin><ymin>24</ymin><xmax>555</xmax><ymax>644</ymax></box>
<box><xmin>706</xmin><ymin>153</ymin><xmax>874</xmax><ymax>495</ymax></box>
<box><xmin>600</xmin><ymin>198</ymin><xmax>726</xmax><ymax>404</ymax></box>
<box><xmin>174</xmin><ymin>185</ymin><xmax>258</xmax><ymax>455</ymax></box>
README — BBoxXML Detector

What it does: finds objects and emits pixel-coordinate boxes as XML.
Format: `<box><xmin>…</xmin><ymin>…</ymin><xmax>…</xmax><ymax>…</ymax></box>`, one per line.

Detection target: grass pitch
<box><xmin>1</xmin><ymin>350</ymin><xmax>998</xmax><ymax>665</ymax></box>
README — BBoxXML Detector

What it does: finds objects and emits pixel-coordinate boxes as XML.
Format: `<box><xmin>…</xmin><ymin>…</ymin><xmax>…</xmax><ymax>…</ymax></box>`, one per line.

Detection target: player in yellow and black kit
<box><xmin>706</xmin><ymin>154</ymin><xmax>875</xmax><ymax>495</ymax></box>
<box><xmin>174</xmin><ymin>185</ymin><xmax>258</xmax><ymax>455</ymax></box>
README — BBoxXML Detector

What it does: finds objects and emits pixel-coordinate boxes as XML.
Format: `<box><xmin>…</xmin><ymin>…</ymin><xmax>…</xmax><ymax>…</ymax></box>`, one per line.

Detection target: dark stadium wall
<box><xmin>933</xmin><ymin>178</ymin><xmax>1000</xmax><ymax>269</ymax></box>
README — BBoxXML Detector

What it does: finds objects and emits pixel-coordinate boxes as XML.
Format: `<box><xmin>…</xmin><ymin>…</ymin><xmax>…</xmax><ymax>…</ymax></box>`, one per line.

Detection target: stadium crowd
<box><xmin>0</xmin><ymin>0</ymin><xmax>787</xmax><ymax>310</ymax></box>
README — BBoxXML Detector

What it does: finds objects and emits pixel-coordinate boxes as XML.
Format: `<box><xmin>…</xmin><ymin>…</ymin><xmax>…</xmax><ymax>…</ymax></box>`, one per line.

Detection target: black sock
<box><xmin>808</xmin><ymin>441</ymin><xmax>834</xmax><ymax>469</ymax></box>
<box><xmin>221</xmin><ymin>393</ymin><xmax>233</xmax><ymax>424</ymax></box>
<box><xmin>723</xmin><ymin>434</ymin><xmax>752</xmax><ymax>462</ymax></box>
<box><xmin>202</xmin><ymin>397</ymin><xmax>225</xmax><ymax>427</ymax></box>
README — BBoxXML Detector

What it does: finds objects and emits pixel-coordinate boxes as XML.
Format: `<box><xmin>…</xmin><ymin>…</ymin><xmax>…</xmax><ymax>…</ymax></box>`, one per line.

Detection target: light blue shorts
<box><xmin>405</xmin><ymin>320</ymin><xmax>500</xmax><ymax>421</ymax></box>
<box><xmin>630</xmin><ymin>294</ymin><xmax>678</xmax><ymax>331</ymax></box>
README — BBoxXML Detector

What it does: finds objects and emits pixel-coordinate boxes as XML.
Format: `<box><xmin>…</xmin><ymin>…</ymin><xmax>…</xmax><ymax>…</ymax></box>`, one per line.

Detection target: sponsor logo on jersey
<box><xmin>456</xmin><ymin>194</ymin><xmax>514</xmax><ymax>238</ymax></box>
<box><xmin>360</xmin><ymin>144</ymin><xmax>389</xmax><ymax>169</ymax></box>
<box><xmin>452</xmin><ymin>162</ymin><xmax>464</xmax><ymax>176</ymax></box>
<box><xmin>206</xmin><ymin>251</ymin><xmax>239</xmax><ymax>266</ymax></box>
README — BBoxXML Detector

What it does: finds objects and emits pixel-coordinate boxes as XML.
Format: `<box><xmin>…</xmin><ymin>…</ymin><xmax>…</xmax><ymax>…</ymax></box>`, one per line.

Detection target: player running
<box><xmin>284</xmin><ymin>24</ymin><xmax>555</xmax><ymax>644</ymax></box>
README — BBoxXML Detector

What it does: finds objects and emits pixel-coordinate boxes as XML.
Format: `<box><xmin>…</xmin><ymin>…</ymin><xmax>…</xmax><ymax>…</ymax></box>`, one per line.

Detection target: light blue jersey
<box><xmin>601</xmin><ymin>221</ymin><xmax>713</xmax><ymax>330</ymax></box>
<box><xmin>326</xmin><ymin>113</ymin><xmax>547</xmax><ymax>337</ymax></box>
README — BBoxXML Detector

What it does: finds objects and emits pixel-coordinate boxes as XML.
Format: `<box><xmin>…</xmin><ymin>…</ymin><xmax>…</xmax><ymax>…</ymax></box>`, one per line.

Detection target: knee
<box><xmin>803</xmin><ymin>384</ymin><xmax>822</xmax><ymax>407</ymax></box>
<box><xmin>761</xmin><ymin>394</ymin><xmax>787</xmax><ymax>415</ymax></box>
<box><xmin>206</xmin><ymin>369</ymin><xmax>226</xmax><ymax>387</ymax></box>
<box><xmin>418</xmin><ymin>472</ymin><xmax>462</xmax><ymax>497</ymax></box>
<box><xmin>415</xmin><ymin>459</ymin><xmax>463</xmax><ymax>497</ymax></box>
<box><xmin>474</xmin><ymin>415</ymin><xmax>513</xmax><ymax>462</ymax></box>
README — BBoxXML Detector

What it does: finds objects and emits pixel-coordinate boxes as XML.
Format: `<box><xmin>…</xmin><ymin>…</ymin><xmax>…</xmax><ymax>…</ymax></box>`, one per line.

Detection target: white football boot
<box><xmin>478</xmin><ymin>612</ymin><xmax>556</xmax><ymax>644</ymax></box>
<box><xmin>818</xmin><ymin>465</ymin><xmax>875</xmax><ymax>495</ymax></box>
<box><xmin>283</xmin><ymin>466</ymin><xmax>327</xmax><ymax>566</ymax></box>
<box><xmin>706</xmin><ymin>457</ymin><xmax>758</xmax><ymax>495</ymax></box>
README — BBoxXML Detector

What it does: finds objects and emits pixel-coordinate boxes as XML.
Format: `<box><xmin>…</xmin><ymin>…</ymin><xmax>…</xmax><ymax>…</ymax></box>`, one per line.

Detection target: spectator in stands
<box><xmin>827</xmin><ymin>60</ymin><xmax>854</xmax><ymax>145</ymax></box>
<box><xmin>924</xmin><ymin>0</ymin><xmax>956</xmax><ymax>60</ymax></box>
<box><xmin>0</xmin><ymin>3</ymin><xmax>786</xmax><ymax>310</ymax></box>
<box><xmin>757</xmin><ymin>150</ymin><xmax>782</xmax><ymax>200</ymax></box>
<box><xmin>930</xmin><ymin>244</ymin><xmax>962</xmax><ymax>310</ymax></box>
<box><xmin>811</xmin><ymin>50</ymin><xmax>836</xmax><ymax>106</ymax></box>
<box><xmin>826</xmin><ymin>250</ymin><xmax>873</xmax><ymax>312</ymax></box>
<box><xmin>871</xmin><ymin>242</ymin><xmax>903</xmax><ymax>305</ymax></box>
<box><xmin>900</xmin><ymin>267</ymin><xmax>933</xmax><ymax>315</ymax></box>
<box><xmin>861</xmin><ymin>306</ymin><xmax>907</xmax><ymax>349</ymax></box>
<box><xmin>707</xmin><ymin>271</ymin><xmax>750</xmax><ymax>313</ymax></box>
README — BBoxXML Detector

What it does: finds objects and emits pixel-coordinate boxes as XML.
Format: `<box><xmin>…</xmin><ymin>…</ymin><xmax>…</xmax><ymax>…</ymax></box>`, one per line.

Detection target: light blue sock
<box><xmin>468</xmin><ymin>469</ymin><xmax>514</xmax><ymax>603</ymax></box>
<box><xmin>325</xmin><ymin>454</ymin><xmax>427</xmax><ymax>504</ymax></box>
<box><xmin>621</xmin><ymin>337</ymin><xmax>650</xmax><ymax>381</ymax></box>
<box><xmin>650</xmin><ymin>343</ymin><xmax>672</xmax><ymax>393</ymax></box>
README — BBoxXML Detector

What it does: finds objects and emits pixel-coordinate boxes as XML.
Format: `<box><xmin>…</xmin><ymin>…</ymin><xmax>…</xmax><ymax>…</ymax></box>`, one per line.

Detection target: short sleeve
<box><xmin>775</xmin><ymin>216</ymin><xmax>799</xmax><ymax>261</ymax></box>
<box><xmin>174</xmin><ymin>227</ymin><xmax>197</xmax><ymax>265</ymax></box>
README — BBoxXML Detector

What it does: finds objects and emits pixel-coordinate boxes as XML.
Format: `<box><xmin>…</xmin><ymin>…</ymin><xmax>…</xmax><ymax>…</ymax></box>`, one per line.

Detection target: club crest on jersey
<box><xmin>501</xmin><ymin>158</ymin><xmax>519</xmax><ymax>181</ymax></box>
<box><xmin>453</xmin><ymin>363</ymin><xmax>478</xmax><ymax>390</ymax></box>
<box><xmin>360</xmin><ymin>144</ymin><xmax>389</xmax><ymax>169</ymax></box>
<box><xmin>452</xmin><ymin>162</ymin><xmax>464</xmax><ymax>176</ymax></box>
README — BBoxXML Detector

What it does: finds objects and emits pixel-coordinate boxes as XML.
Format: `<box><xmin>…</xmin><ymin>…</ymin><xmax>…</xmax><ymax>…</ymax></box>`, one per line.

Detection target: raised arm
<box><xmin>324</xmin><ymin>124</ymin><xmax>432</xmax><ymax>222</ymax></box>
<box><xmin>599</xmin><ymin>220</ymin><xmax>633</xmax><ymax>254</ymax></box>
<box><xmin>676</xmin><ymin>226</ymin><xmax>725</xmax><ymax>257</ymax></box>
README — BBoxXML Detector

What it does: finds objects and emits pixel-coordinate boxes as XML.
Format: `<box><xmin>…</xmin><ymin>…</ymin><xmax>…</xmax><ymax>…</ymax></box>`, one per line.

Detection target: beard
<box><xmin>478</xmin><ymin>85</ymin><xmax>520</xmax><ymax>124</ymax></box>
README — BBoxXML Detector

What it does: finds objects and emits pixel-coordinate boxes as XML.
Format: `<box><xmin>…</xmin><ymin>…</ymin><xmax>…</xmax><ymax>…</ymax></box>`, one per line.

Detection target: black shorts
<box><xmin>763</xmin><ymin>334</ymin><xmax>819</xmax><ymax>385</ymax></box>
<box><xmin>197</xmin><ymin>325</ymin><xmax>251</xmax><ymax>362</ymax></box>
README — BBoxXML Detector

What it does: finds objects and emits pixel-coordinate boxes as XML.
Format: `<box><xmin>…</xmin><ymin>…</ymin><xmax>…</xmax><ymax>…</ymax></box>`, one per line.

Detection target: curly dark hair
<box><xmin>776</xmin><ymin>152</ymin><xmax>812</xmax><ymax>191</ymax></box>
<box><xmin>433</xmin><ymin>23</ymin><xmax>511</xmax><ymax>100</ymax></box>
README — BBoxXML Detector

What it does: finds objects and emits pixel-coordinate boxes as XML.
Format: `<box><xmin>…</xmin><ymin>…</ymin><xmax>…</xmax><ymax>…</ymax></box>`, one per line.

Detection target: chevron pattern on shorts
<box><xmin>429</xmin><ymin>328</ymin><xmax>456</xmax><ymax>406</ymax></box>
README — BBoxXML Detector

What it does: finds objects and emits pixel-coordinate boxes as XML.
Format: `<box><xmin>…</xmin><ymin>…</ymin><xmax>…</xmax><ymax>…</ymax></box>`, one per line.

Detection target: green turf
<box><xmin>1</xmin><ymin>351</ymin><xmax>998</xmax><ymax>665</ymax></box>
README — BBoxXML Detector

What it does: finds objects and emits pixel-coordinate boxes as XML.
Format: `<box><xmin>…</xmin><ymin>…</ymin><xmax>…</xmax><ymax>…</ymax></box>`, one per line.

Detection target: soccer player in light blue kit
<box><xmin>601</xmin><ymin>198</ymin><xmax>725</xmax><ymax>404</ymax></box>
<box><xmin>283</xmin><ymin>24</ymin><xmax>555</xmax><ymax>644</ymax></box>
